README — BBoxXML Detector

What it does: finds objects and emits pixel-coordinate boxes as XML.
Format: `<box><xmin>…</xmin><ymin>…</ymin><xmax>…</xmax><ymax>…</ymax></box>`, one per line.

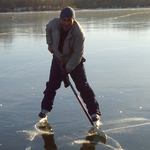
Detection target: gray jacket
<box><xmin>46</xmin><ymin>18</ymin><xmax>85</xmax><ymax>73</ymax></box>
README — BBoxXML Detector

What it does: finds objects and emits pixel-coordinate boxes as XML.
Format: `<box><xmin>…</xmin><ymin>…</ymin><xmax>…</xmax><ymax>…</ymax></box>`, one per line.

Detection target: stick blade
<box><xmin>93</xmin><ymin>125</ymin><xmax>107</xmax><ymax>142</ymax></box>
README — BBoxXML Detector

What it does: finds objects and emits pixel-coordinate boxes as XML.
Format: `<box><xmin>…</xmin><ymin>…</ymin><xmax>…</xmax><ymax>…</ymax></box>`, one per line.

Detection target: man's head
<box><xmin>60</xmin><ymin>7</ymin><xmax>75</xmax><ymax>32</ymax></box>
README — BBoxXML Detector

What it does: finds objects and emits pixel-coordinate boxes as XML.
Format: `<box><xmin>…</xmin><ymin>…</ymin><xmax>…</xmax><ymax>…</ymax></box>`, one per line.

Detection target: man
<box><xmin>39</xmin><ymin>6</ymin><xmax>101</xmax><ymax>125</ymax></box>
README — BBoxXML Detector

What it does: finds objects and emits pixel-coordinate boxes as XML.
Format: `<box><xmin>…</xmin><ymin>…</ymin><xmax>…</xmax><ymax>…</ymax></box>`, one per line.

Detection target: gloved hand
<box><xmin>48</xmin><ymin>45</ymin><xmax>53</xmax><ymax>53</ymax></box>
<box><xmin>61</xmin><ymin>69</ymin><xmax>68</xmax><ymax>78</ymax></box>
<box><xmin>61</xmin><ymin>69</ymin><xmax>69</xmax><ymax>88</ymax></box>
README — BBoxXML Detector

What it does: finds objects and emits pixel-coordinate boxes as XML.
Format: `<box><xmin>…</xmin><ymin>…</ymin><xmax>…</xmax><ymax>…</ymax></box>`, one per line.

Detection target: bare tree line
<box><xmin>0</xmin><ymin>0</ymin><xmax>150</xmax><ymax>12</ymax></box>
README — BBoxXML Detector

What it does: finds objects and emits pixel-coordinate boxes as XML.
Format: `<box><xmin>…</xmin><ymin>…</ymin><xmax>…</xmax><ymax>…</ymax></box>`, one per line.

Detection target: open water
<box><xmin>0</xmin><ymin>8</ymin><xmax>150</xmax><ymax>150</ymax></box>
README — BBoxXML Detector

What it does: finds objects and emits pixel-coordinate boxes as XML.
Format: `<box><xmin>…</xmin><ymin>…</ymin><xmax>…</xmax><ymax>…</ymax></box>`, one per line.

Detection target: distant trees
<box><xmin>0</xmin><ymin>0</ymin><xmax>150</xmax><ymax>12</ymax></box>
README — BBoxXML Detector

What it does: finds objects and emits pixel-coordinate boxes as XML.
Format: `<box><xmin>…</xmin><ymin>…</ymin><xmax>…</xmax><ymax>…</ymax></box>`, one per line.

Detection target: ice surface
<box><xmin>0</xmin><ymin>8</ymin><xmax>150</xmax><ymax>150</ymax></box>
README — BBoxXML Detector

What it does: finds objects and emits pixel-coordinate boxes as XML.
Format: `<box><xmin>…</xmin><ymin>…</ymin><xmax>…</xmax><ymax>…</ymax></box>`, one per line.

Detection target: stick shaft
<box><xmin>68</xmin><ymin>77</ymin><xmax>94</xmax><ymax>126</ymax></box>
<box><xmin>53</xmin><ymin>55</ymin><xmax>94</xmax><ymax>126</ymax></box>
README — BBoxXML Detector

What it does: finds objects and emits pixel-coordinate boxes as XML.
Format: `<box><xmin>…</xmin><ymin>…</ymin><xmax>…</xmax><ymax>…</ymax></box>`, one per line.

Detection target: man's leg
<box><xmin>39</xmin><ymin>57</ymin><xmax>62</xmax><ymax>117</ymax></box>
<box><xmin>70</xmin><ymin>61</ymin><xmax>101</xmax><ymax>117</ymax></box>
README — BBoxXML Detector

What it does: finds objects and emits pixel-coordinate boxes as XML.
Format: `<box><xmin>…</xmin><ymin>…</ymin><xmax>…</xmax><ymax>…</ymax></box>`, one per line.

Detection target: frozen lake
<box><xmin>0</xmin><ymin>8</ymin><xmax>150</xmax><ymax>150</ymax></box>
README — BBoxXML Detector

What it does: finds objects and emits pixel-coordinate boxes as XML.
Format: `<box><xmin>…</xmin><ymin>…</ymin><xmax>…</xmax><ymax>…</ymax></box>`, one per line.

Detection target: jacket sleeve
<box><xmin>65</xmin><ymin>32</ymin><xmax>85</xmax><ymax>73</ymax></box>
<box><xmin>46</xmin><ymin>20</ymin><xmax>53</xmax><ymax>47</ymax></box>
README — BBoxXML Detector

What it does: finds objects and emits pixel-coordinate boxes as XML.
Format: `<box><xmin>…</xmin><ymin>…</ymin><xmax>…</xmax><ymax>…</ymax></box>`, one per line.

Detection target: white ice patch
<box><xmin>17</xmin><ymin>120</ymin><xmax>53</xmax><ymax>142</ymax></box>
<box><xmin>25</xmin><ymin>146</ymin><xmax>31</xmax><ymax>150</ymax></box>
<box><xmin>103</xmin><ymin>117</ymin><xmax>150</xmax><ymax>125</ymax></box>
<box><xmin>103</xmin><ymin>117</ymin><xmax>150</xmax><ymax>134</ymax></box>
<box><xmin>17</xmin><ymin>130</ymin><xmax>38</xmax><ymax>141</ymax></box>
<box><xmin>73</xmin><ymin>139</ymin><xmax>97</xmax><ymax>145</ymax></box>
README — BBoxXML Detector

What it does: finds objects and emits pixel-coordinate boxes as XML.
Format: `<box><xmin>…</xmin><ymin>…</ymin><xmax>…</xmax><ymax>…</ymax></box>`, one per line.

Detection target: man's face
<box><xmin>60</xmin><ymin>17</ymin><xmax>74</xmax><ymax>32</ymax></box>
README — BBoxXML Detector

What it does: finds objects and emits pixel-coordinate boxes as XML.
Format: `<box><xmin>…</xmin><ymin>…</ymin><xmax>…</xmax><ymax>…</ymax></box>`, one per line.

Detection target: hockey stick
<box><xmin>53</xmin><ymin>55</ymin><xmax>107</xmax><ymax>140</ymax></box>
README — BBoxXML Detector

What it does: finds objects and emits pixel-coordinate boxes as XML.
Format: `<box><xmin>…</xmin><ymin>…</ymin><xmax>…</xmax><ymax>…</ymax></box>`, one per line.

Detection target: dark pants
<box><xmin>41</xmin><ymin>56</ymin><xmax>101</xmax><ymax>116</ymax></box>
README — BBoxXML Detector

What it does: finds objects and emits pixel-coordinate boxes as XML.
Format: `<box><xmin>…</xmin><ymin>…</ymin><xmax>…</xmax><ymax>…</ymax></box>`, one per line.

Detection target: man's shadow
<box><xmin>41</xmin><ymin>134</ymin><xmax>57</xmax><ymax>150</ymax></box>
<box><xmin>38</xmin><ymin>118</ymin><xmax>57</xmax><ymax>150</ymax></box>
<box><xmin>38</xmin><ymin>119</ymin><xmax>106</xmax><ymax>150</ymax></box>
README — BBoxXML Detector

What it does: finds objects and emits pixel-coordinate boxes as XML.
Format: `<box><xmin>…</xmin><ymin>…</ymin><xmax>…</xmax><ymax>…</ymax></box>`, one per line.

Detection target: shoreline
<box><xmin>0</xmin><ymin>7</ymin><xmax>150</xmax><ymax>14</ymax></box>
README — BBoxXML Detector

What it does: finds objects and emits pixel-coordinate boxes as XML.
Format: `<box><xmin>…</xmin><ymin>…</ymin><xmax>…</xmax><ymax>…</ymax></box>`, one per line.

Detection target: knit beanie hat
<box><xmin>60</xmin><ymin>7</ymin><xmax>75</xmax><ymax>19</ymax></box>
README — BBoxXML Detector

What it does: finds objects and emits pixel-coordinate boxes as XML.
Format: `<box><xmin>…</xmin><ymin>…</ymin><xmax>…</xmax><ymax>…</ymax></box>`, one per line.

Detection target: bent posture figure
<box><xmin>39</xmin><ymin>7</ymin><xmax>101</xmax><ymax>125</ymax></box>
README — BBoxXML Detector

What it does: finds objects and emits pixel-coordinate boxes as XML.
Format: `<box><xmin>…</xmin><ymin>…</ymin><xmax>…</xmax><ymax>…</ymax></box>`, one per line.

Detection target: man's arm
<box><xmin>66</xmin><ymin>33</ymin><xmax>85</xmax><ymax>73</ymax></box>
<box><xmin>46</xmin><ymin>21</ymin><xmax>53</xmax><ymax>53</ymax></box>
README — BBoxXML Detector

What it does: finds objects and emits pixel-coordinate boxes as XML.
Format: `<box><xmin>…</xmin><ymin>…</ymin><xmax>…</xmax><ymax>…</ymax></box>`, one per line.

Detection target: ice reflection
<box><xmin>1</xmin><ymin>8</ymin><xmax>150</xmax><ymax>150</ymax></box>
<box><xmin>78</xmin><ymin>8</ymin><xmax>150</xmax><ymax>32</ymax></box>
<box><xmin>0</xmin><ymin>8</ymin><xmax>150</xmax><ymax>45</ymax></box>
